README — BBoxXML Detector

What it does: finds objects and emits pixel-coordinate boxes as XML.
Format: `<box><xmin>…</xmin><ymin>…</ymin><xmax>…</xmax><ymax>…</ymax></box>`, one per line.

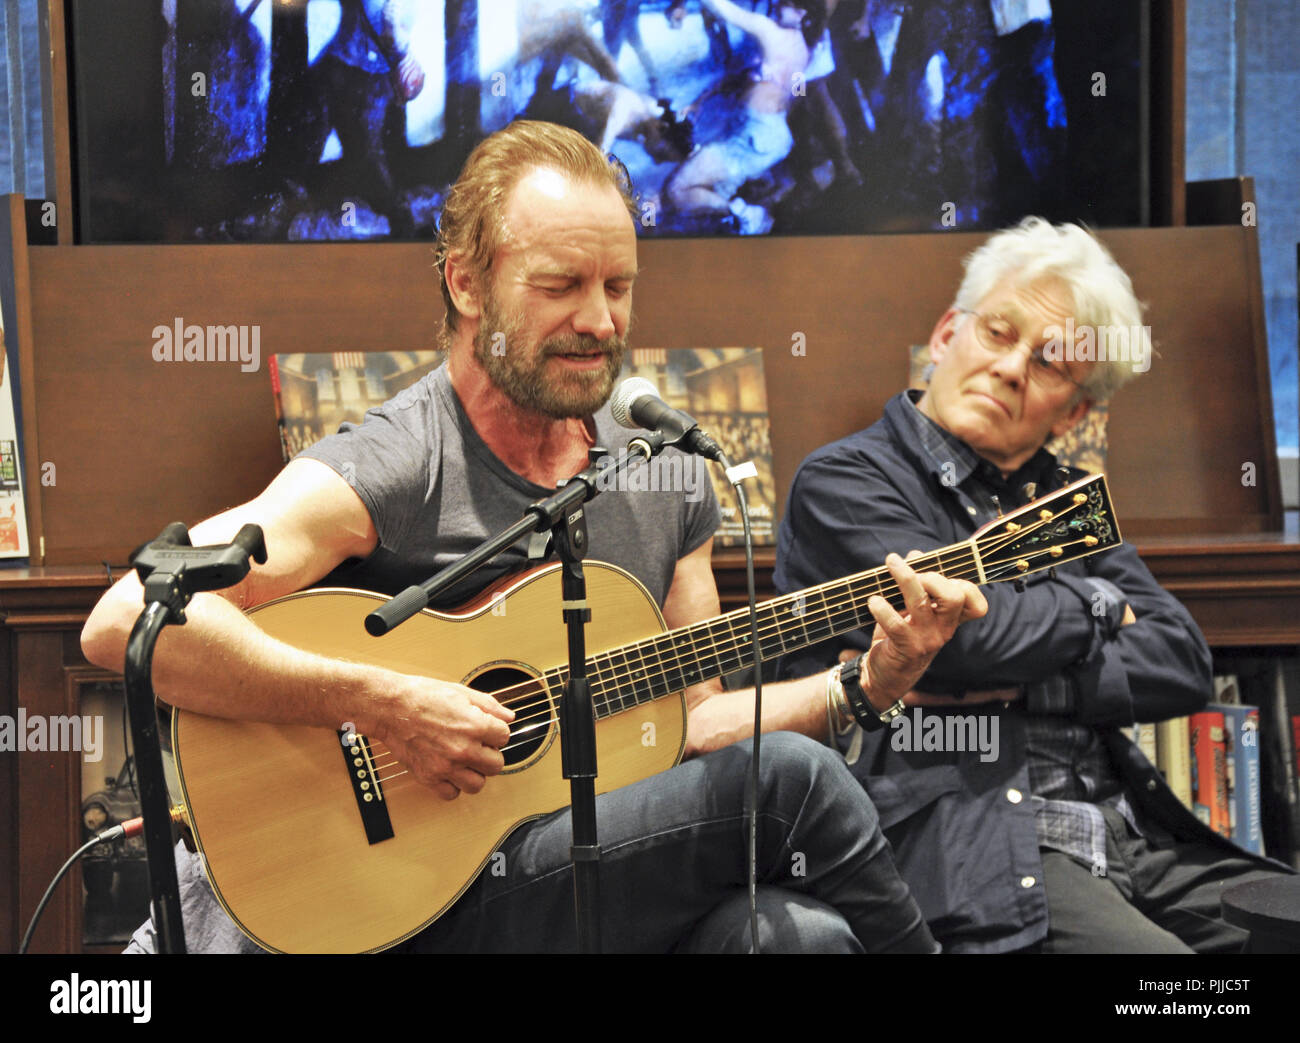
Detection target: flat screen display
<box><xmin>70</xmin><ymin>0</ymin><xmax>1149</xmax><ymax>241</ymax></box>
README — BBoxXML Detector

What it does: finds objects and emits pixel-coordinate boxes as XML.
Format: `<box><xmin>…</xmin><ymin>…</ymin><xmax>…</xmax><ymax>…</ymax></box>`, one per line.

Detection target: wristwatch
<box><xmin>839</xmin><ymin>653</ymin><xmax>908</xmax><ymax>731</ymax></box>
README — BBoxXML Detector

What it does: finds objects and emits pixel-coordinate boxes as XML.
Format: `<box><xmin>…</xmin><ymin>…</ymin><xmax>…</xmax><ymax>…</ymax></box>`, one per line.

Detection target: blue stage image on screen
<box><xmin>71</xmin><ymin>0</ymin><xmax>1146</xmax><ymax>242</ymax></box>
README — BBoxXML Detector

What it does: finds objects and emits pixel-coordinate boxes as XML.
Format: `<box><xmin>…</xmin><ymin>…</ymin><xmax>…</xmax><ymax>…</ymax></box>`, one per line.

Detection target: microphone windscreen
<box><xmin>609</xmin><ymin>377</ymin><xmax>660</xmax><ymax>429</ymax></box>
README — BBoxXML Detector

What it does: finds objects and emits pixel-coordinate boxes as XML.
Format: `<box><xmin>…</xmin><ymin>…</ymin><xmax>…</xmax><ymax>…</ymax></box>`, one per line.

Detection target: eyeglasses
<box><xmin>955</xmin><ymin>309</ymin><xmax>1089</xmax><ymax>395</ymax></box>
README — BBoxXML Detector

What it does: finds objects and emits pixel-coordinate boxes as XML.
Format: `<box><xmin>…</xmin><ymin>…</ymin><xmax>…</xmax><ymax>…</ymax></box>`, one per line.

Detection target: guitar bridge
<box><xmin>339</xmin><ymin>729</ymin><xmax>394</xmax><ymax>846</ymax></box>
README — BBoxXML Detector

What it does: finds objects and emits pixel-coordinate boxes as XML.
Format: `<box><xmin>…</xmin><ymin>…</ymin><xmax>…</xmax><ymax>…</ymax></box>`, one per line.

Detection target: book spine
<box><xmin>1239</xmin><ymin>706</ymin><xmax>1263</xmax><ymax>855</ymax></box>
<box><xmin>1211</xmin><ymin>703</ymin><xmax>1263</xmax><ymax>855</ymax></box>
<box><xmin>1280</xmin><ymin>661</ymin><xmax>1300</xmax><ymax>863</ymax></box>
<box><xmin>1157</xmin><ymin>716</ymin><xmax>1192</xmax><ymax>811</ymax></box>
<box><xmin>1132</xmin><ymin>721</ymin><xmax>1158</xmax><ymax>765</ymax></box>
<box><xmin>1190</xmin><ymin>711</ymin><xmax>1230</xmax><ymax>839</ymax></box>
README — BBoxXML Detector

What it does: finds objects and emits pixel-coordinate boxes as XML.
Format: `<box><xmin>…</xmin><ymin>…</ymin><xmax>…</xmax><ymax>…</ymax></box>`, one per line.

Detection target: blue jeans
<box><xmin>403</xmin><ymin>733</ymin><xmax>936</xmax><ymax>953</ymax></box>
<box><xmin>127</xmin><ymin>734</ymin><xmax>934</xmax><ymax>953</ymax></box>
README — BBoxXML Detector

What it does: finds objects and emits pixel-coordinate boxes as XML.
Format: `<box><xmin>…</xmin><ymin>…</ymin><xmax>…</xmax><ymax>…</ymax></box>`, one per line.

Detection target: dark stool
<box><xmin>1221</xmin><ymin>876</ymin><xmax>1300</xmax><ymax>953</ymax></box>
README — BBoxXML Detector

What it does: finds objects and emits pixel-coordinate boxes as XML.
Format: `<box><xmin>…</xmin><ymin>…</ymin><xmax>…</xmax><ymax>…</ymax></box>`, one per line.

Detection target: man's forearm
<box><xmin>82</xmin><ymin>578</ymin><xmax>395</xmax><ymax>737</ymax></box>
<box><xmin>685</xmin><ymin>675</ymin><xmax>828</xmax><ymax>756</ymax></box>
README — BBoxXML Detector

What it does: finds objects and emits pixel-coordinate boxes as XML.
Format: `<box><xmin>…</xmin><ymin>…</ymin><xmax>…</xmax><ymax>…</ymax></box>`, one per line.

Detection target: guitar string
<box><xmin>476</xmin><ymin>517</ymin><xmax>1082</xmax><ymax>734</ymax></box>
<box><xmin>370</xmin><ymin>542</ymin><xmax>980</xmax><ymax>770</ymax></box>
<box><xmin>362</xmin><ymin>511</ymin><xmax>1094</xmax><ymax>780</ymax></box>
<box><xmin>368</xmin><ymin>525</ymin><xmax>1098</xmax><ymax>784</ymax></box>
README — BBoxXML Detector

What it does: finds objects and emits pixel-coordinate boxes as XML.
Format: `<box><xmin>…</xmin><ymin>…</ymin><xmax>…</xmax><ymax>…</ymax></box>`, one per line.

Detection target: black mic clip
<box><xmin>132</xmin><ymin>522</ymin><xmax>268</xmax><ymax>623</ymax></box>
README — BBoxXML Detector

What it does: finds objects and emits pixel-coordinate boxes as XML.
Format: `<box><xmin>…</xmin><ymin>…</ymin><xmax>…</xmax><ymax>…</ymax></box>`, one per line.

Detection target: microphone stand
<box><xmin>125</xmin><ymin>522</ymin><xmax>268</xmax><ymax>955</ymax></box>
<box><xmin>366</xmin><ymin>434</ymin><xmax>664</xmax><ymax>953</ymax></box>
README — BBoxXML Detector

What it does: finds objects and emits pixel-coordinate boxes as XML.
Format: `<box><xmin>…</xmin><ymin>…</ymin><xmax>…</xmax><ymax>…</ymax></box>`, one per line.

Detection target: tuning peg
<box><xmin>1020</xmin><ymin>482</ymin><xmax>1037</xmax><ymax>503</ymax></box>
<box><xmin>1055</xmin><ymin>467</ymin><xmax>1072</xmax><ymax>487</ymax></box>
<box><xmin>1012</xmin><ymin>579</ymin><xmax>1026</xmax><ymax>593</ymax></box>
<box><xmin>991</xmin><ymin>494</ymin><xmax>1004</xmax><ymax>518</ymax></box>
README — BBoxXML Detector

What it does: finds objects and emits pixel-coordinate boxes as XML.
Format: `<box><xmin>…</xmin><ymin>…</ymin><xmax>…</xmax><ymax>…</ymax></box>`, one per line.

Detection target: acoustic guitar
<box><xmin>170</xmin><ymin>472</ymin><xmax>1120</xmax><ymax>951</ymax></box>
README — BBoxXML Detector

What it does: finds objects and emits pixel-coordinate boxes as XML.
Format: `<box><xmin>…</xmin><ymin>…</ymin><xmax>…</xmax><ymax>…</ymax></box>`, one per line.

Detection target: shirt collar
<box><xmin>891</xmin><ymin>389</ymin><xmax>1059</xmax><ymax>502</ymax></box>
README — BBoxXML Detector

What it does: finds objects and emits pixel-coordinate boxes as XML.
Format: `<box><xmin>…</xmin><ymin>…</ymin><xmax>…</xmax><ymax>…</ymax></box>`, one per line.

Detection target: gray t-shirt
<box><xmin>300</xmin><ymin>366</ymin><xmax>721</xmax><ymax>608</ymax></box>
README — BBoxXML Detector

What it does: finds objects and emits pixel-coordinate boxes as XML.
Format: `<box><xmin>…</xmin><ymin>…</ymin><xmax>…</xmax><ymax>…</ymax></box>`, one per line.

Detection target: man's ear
<box><xmin>1050</xmin><ymin>394</ymin><xmax>1093</xmax><ymax>439</ymax></box>
<box><xmin>927</xmin><ymin>308</ymin><xmax>963</xmax><ymax>366</ymax></box>
<box><xmin>443</xmin><ymin>253</ymin><xmax>482</xmax><ymax>321</ymax></box>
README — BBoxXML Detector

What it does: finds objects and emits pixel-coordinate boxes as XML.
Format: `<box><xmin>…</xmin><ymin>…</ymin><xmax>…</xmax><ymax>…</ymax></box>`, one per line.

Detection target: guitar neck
<box><xmin>563</xmin><ymin>541</ymin><xmax>980</xmax><ymax>721</ymax></box>
<box><xmin>556</xmin><ymin>471</ymin><xmax>1119</xmax><ymax>719</ymax></box>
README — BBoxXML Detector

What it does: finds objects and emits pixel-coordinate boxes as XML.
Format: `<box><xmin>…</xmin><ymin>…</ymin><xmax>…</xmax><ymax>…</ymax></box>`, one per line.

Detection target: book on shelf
<box><xmin>1210</xmin><ymin>702</ymin><xmax>1263</xmax><ymax>855</ymax></box>
<box><xmin>1156</xmin><ymin>716</ymin><xmax>1192</xmax><ymax>812</ymax></box>
<box><xmin>1189</xmin><ymin>710</ymin><xmax>1231</xmax><ymax>840</ymax></box>
<box><xmin>1228</xmin><ymin>657</ymin><xmax>1299</xmax><ymax>867</ymax></box>
<box><xmin>1213</xmin><ymin>673</ymin><xmax>1242</xmax><ymax>706</ymax></box>
<box><xmin>1126</xmin><ymin>721</ymin><xmax>1158</xmax><ymax>766</ymax></box>
<box><xmin>1279</xmin><ymin>659</ymin><xmax>1300</xmax><ymax>863</ymax></box>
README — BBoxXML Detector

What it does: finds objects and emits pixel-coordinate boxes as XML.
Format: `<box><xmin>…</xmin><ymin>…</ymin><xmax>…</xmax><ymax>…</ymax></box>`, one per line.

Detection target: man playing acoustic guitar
<box><xmin>82</xmin><ymin>120</ymin><xmax>986</xmax><ymax>954</ymax></box>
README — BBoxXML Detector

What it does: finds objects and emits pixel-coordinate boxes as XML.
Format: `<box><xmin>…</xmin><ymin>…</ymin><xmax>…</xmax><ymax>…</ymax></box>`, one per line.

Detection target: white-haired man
<box><xmin>699</xmin><ymin>218</ymin><xmax>1293</xmax><ymax>952</ymax></box>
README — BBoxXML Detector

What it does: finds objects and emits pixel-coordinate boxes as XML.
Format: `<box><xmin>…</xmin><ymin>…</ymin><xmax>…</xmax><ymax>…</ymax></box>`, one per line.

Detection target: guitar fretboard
<box><xmin>541</xmin><ymin>543</ymin><xmax>982</xmax><ymax>719</ymax></box>
<box><xmin>529</xmin><ymin>471</ymin><xmax>1117</xmax><ymax>720</ymax></box>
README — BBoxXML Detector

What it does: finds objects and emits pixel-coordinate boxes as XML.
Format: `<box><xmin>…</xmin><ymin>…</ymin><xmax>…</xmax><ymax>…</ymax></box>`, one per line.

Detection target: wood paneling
<box><xmin>44</xmin><ymin>0</ymin><xmax>74</xmax><ymax>246</ymax></box>
<box><xmin>25</xmin><ymin>225</ymin><xmax>1279</xmax><ymax>564</ymax></box>
<box><xmin>27</xmin><ymin>243</ymin><xmax>441</xmax><ymax>562</ymax></box>
<box><xmin>1152</xmin><ymin>0</ymin><xmax>1188</xmax><ymax>226</ymax></box>
<box><xmin>629</xmin><ymin>226</ymin><xmax>1281</xmax><ymax>538</ymax></box>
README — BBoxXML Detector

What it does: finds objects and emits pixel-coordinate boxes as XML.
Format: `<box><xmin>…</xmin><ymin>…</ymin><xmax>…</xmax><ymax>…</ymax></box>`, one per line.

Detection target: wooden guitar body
<box><xmin>172</xmin><ymin>562</ymin><xmax>682</xmax><ymax>953</ymax></box>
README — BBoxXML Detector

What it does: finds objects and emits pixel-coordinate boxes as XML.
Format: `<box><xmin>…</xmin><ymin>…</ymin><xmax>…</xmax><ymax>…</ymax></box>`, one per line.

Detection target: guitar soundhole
<box><xmin>469</xmin><ymin>667</ymin><xmax>553</xmax><ymax>767</ymax></box>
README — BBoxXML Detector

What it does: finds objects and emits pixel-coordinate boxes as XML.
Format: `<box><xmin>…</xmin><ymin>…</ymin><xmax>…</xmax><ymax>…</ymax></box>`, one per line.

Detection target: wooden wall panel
<box><xmin>629</xmin><ymin>226</ymin><xmax>1279</xmax><ymax>537</ymax></box>
<box><xmin>28</xmin><ymin>243</ymin><xmax>441</xmax><ymax>562</ymax></box>
<box><xmin>27</xmin><ymin>225</ymin><xmax>1278</xmax><ymax>565</ymax></box>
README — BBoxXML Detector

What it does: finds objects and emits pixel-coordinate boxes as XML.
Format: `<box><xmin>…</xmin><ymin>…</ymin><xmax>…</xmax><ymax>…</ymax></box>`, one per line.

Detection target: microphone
<box><xmin>609</xmin><ymin>378</ymin><xmax>725</xmax><ymax>462</ymax></box>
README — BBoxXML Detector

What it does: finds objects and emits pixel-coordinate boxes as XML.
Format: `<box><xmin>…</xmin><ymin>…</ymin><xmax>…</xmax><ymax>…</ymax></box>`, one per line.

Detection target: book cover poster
<box><xmin>270</xmin><ymin>351</ymin><xmax>446</xmax><ymax>461</ymax></box>
<box><xmin>621</xmin><ymin>348</ymin><xmax>774</xmax><ymax>547</ymax></box>
<box><xmin>0</xmin><ymin>296</ymin><xmax>30</xmax><ymax>558</ymax></box>
<box><xmin>272</xmin><ymin>347</ymin><xmax>774</xmax><ymax>547</ymax></box>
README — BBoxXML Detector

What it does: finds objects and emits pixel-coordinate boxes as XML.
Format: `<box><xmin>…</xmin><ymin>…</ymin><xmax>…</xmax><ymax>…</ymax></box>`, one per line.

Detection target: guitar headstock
<box><xmin>972</xmin><ymin>473</ymin><xmax>1122</xmax><ymax>584</ymax></box>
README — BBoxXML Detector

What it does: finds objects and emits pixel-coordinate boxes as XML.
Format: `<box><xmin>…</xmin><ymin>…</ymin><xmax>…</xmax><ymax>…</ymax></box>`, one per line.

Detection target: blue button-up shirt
<box><xmin>775</xmin><ymin>391</ymin><xmax>1230</xmax><ymax>951</ymax></box>
<box><xmin>891</xmin><ymin>389</ymin><xmax>1147</xmax><ymax>874</ymax></box>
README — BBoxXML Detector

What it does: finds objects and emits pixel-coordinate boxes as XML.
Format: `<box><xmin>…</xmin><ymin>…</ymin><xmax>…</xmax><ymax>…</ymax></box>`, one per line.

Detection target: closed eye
<box><xmin>535</xmin><ymin>281</ymin><xmax>575</xmax><ymax>296</ymax></box>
